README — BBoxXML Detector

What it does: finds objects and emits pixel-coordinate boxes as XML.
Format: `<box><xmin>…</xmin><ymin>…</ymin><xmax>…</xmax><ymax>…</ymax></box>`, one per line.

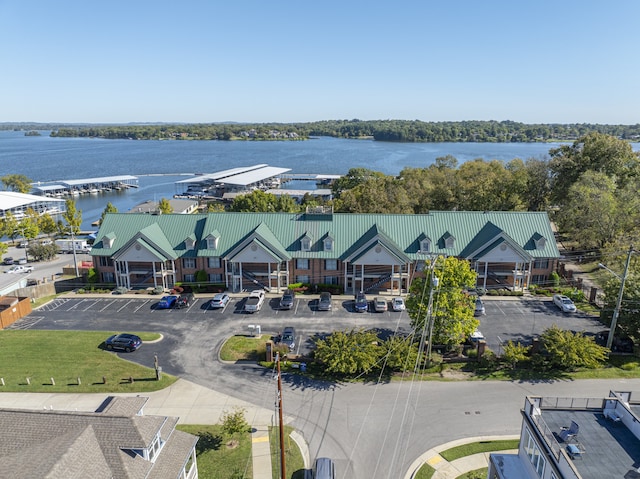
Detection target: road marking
<box><xmin>427</xmin><ymin>455</ymin><xmax>443</xmax><ymax>466</ymax></box>
<box><xmin>252</xmin><ymin>436</ymin><xmax>269</xmax><ymax>443</ymax></box>
<box><xmin>99</xmin><ymin>301</ymin><xmax>112</xmax><ymax>312</ymax></box>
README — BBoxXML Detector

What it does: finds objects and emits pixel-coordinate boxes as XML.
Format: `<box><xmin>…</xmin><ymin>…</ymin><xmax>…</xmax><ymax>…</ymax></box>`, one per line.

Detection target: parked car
<box><xmin>317</xmin><ymin>292</ymin><xmax>332</xmax><ymax>311</ymax></box>
<box><xmin>373</xmin><ymin>297</ymin><xmax>388</xmax><ymax>312</ymax></box>
<box><xmin>391</xmin><ymin>297</ymin><xmax>405</xmax><ymax>312</ymax></box>
<box><xmin>175</xmin><ymin>292</ymin><xmax>194</xmax><ymax>309</ymax></box>
<box><xmin>595</xmin><ymin>330</ymin><xmax>634</xmax><ymax>353</ymax></box>
<box><xmin>552</xmin><ymin>294</ymin><xmax>577</xmax><ymax>313</ymax></box>
<box><xmin>6</xmin><ymin>265</ymin><xmax>34</xmax><ymax>274</ymax></box>
<box><xmin>354</xmin><ymin>293</ymin><xmax>368</xmax><ymax>313</ymax></box>
<box><xmin>17</xmin><ymin>257</ymin><xmax>27</xmax><ymax>265</ymax></box>
<box><xmin>469</xmin><ymin>329</ymin><xmax>485</xmax><ymax>342</ymax></box>
<box><xmin>278</xmin><ymin>326</ymin><xmax>296</xmax><ymax>351</ymax></box>
<box><xmin>156</xmin><ymin>295</ymin><xmax>178</xmax><ymax>309</ymax></box>
<box><xmin>3</xmin><ymin>257</ymin><xmax>14</xmax><ymax>265</ymax></box>
<box><xmin>104</xmin><ymin>333</ymin><xmax>142</xmax><ymax>352</ymax></box>
<box><xmin>313</xmin><ymin>457</ymin><xmax>336</xmax><ymax>479</ymax></box>
<box><xmin>474</xmin><ymin>297</ymin><xmax>485</xmax><ymax>316</ymax></box>
<box><xmin>209</xmin><ymin>293</ymin><xmax>230</xmax><ymax>309</ymax></box>
<box><xmin>17</xmin><ymin>241</ymin><xmax>28</xmax><ymax>248</ymax></box>
<box><xmin>279</xmin><ymin>290</ymin><xmax>294</xmax><ymax>310</ymax></box>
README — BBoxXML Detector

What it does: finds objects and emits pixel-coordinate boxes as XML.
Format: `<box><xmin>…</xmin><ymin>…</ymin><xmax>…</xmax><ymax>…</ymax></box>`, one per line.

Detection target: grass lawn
<box><xmin>413</xmin><ymin>463</ymin><xmax>436</xmax><ymax>479</ymax></box>
<box><xmin>269</xmin><ymin>425</ymin><xmax>306</xmax><ymax>479</ymax></box>
<box><xmin>0</xmin><ymin>330</ymin><xmax>175</xmax><ymax>392</ymax></box>
<box><xmin>439</xmin><ymin>439</ymin><xmax>519</xmax><ymax>461</ymax></box>
<box><xmin>220</xmin><ymin>334</ymin><xmax>270</xmax><ymax>362</ymax></box>
<box><xmin>456</xmin><ymin>468</ymin><xmax>488</xmax><ymax>479</ymax></box>
<box><xmin>176</xmin><ymin>424</ymin><xmax>252</xmax><ymax>479</ymax></box>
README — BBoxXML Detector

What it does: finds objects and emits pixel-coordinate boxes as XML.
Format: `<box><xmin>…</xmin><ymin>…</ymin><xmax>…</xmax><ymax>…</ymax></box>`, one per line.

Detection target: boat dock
<box><xmin>32</xmin><ymin>175</ymin><xmax>139</xmax><ymax>198</ymax></box>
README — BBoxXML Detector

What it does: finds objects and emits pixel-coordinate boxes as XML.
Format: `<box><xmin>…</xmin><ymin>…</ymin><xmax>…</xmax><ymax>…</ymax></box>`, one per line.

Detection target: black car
<box><xmin>595</xmin><ymin>330</ymin><xmax>634</xmax><ymax>353</ymax></box>
<box><xmin>104</xmin><ymin>333</ymin><xmax>142</xmax><ymax>352</ymax></box>
<box><xmin>175</xmin><ymin>292</ymin><xmax>195</xmax><ymax>309</ymax></box>
<box><xmin>280</xmin><ymin>291</ymin><xmax>294</xmax><ymax>310</ymax></box>
<box><xmin>354</xmin><ymin>293</ymin><xmax>368</xmax><ymax>313</ymax></box>
<box><xmin>3</xmin><ymin>257</ymin><xmax>14</xmax><ymax>266</ymax></box>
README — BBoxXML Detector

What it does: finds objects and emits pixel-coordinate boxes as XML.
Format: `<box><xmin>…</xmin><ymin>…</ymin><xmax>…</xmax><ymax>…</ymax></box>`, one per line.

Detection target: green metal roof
<box><xmin>92</xmin><ymin>211</ymin><xmax>560</xmax><ymax>261</ymax></box>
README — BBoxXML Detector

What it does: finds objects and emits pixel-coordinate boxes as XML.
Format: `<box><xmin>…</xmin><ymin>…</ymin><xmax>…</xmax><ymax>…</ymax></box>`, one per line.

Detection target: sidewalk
<box><xmin>404</xmin><ymin>435</ymin><xmax>519</xmax><ymax>479</ymax></box>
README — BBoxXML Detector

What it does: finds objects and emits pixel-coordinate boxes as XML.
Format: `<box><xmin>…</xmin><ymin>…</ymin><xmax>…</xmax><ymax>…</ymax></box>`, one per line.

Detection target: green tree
<box><xmin>600</xmin><ymin>269</ymin><xmax>640</xmax><ymax>341</ymax></box>
<box><xmin>38</xmin><ymin>213</ymin><xmax>58</xmax><ymax>236</ymax></box>
<box><xmin>100</xmin><ymin>202</ymin><xmax>118</xmax><ymax>225</ymax></box>
<box><xmin>331</xmin><ymin>168</ymin><xmax>386</xmax><ymax>197</ymax></box>
<box><xmin>220</xmin><ymin>407</ymin><xmax>250</xmax><ymax>437</ymax></box>
<box><xmin>314</xmin><ymin>329</ymin><xmax>380</xmax><ymax>375</ymax></box>
<box><xmin>539</xmin><ymin>326</ymin><xmax>608</xmax><ymax>370</ymax></box>
<box><xmin>554</xmin><ymin>171</ymin><xmax>620</xmax><ymax>249</ymax></box>
<box><xmin>407</xmin><ymin>257</ymin><xmax>478</xmax><ymax>347</ymax></box>
<box><xmin>0</xmin><ymin>211</ymin><xmax>20</xmax><ymax>242</ymax></box>
<box><xmin>62</xmin><ymin>199</ymin><xmax>82</xmax><ymax>235</ymax></box>
<box><xmin>158</xmin><ymin>198</ymin><xmax>173</xmax><ymax>214</ymax></box>
<box><xmin>20</xmin><ymin>208</ymin><xmax>40</xmax><ymax>242</ymax></box>
<box><xmin>549</xmin><ymin>132</ymin><xmax>640</xmax><ymax>203</ymax></box>
<box><xmin>1</xmin><ymin>174</ymin><xmax>32</xmax><ymax>193</ymax></box>
<box><xmin>379</xmin><ymin>335</ymin><xmax>419</xmax><ymax>372</ymax></box>
<box><xmin>335</xmin><ymin>176</ymin><xmax>412</xmax><ymax>213</ymax></box>
<box><xmin>523</xmin><ymin>157</ymin><xmax>552</xmax><ymax>211</ymax></box>
<box><xmin>502</xmin><ymin>341</ymin><xmax>530</xmax><ymax>369</ymax></box>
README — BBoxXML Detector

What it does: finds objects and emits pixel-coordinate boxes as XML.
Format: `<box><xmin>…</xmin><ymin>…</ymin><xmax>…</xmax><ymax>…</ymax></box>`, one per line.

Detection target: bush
<box><xmin>549</xmin><ymin>271</ymin><xmax>560</xmax><ymax>287</ymax></box>
<box><xmin>220</xmin><ymin>407</ymin><xmax>250</xmax><ymax>437</ymax></box>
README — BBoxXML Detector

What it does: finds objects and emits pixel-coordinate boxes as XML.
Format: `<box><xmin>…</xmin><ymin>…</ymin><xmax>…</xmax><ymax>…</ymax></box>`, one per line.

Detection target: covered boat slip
<box><xmin>32</xmin><ymin>175</ymin><xmax>138</xmax><ymax>197</ymax></box>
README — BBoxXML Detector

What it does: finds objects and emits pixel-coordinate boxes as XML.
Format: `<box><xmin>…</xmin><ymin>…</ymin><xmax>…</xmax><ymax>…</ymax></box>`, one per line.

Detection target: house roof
<box><xmin>0</xmin><ymin>396</ymin><xmax>198</xmax><ymax>479</ymax></box>
<box><xmin>92</xmin><ymin>211</ymin><xmax>559</xmax><ymax>262</ymax></box>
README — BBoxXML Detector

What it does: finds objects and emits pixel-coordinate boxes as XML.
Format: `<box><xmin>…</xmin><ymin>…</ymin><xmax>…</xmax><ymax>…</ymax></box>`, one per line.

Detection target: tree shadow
<box><xmin>195</xmin><ymin>431</ymin><xmax>223</xmax><ymax>454</ymax></box>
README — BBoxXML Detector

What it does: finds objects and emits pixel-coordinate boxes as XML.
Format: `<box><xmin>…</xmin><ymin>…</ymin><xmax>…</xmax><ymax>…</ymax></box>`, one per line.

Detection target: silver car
<box><xmin>317</xmin><ymin>292</ymin><xmax>332</xmax><ymax>311</ymax></box>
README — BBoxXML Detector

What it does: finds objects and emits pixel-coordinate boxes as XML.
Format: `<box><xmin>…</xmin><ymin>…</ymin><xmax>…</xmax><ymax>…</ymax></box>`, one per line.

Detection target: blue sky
<box><xmin>2</xmin><ymin>1</ymin><xmax>639</xmax><ymax>124</ymax></box>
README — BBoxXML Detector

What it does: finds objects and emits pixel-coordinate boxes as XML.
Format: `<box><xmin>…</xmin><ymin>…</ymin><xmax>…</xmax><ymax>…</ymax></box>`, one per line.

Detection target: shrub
<box><xmin>549</xmin><ymin>271</ymin><xmax>560</xmax><ymax>287</ymax></box>
<box><xmin>220</xmin><ymin>407</ymin><xmax>250</xmax><ymax>437</ymax></box>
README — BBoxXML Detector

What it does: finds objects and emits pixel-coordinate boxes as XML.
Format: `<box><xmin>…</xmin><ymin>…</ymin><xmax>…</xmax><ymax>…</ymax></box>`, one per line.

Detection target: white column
<box><xmin>483</xmin><ymin>261</ymin><xmax>488</xmax><ymax>289</ymax></box>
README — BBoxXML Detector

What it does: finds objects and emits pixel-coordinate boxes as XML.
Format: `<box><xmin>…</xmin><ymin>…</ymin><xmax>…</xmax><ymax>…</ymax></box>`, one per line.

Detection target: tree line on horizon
<box><xmin>41</xmin><ymin>119</ymin><xmax>640</xmax><ymax>143</ymax></box>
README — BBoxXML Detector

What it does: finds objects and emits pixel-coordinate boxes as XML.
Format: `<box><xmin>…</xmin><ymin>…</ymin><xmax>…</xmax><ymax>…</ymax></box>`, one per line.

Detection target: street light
<box><xmin>598</xmin><ymin>245</ymin><xmax>634</xmax><ymax>350</ymax></box>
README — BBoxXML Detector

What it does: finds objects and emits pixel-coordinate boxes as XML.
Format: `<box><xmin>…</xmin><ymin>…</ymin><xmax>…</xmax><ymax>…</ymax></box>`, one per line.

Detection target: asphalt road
<box><xmin>11</xmin><ymin>294</ymin><xmax>638</xmax><ymax>479</ymax></box>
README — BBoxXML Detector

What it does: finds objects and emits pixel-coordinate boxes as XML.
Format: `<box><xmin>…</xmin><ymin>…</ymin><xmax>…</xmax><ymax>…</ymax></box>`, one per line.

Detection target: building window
<box><xmin>184</xmin><ymin>274</ymin><xmax>195</xmax><ymax>282</ymax></box>
<box><xmin>324</xmin><ymin>276</ymin><xmax>338</xmax><ymax>285</ymax></box>
<box><xmin>301</xmin><ymin>237</ymin><xmax>312</xmax><ymax>252</ymax></box>
<box><xmin>524</xmin><ymin>428</ymin><xmax>546</xmax><ymax>477</ymax></box>
<box><xmin>533</xmin><ymin>259</ymin><xmax>549</xmax><ymax>269</ymax></box>
<box><xmin>98</xmin><ymin>256</ymin><xmax>113</xmax><ymax>267</ymax></box>
<box><xmin>445</xmin><ymin>236</ymin><xmax>455</xmax><ymax>249</ymax></box>
<box><xmin>183</xmin><ymin>257</ymin><xmax>196</xmax><ymax>269</ymax></box>
<box><xmin>209</xmin><ymin>273</ymin><xmax>223</xmax><ymax>283</ymax></box>
<box><xmin>324</xmin><ymin>237</ymin><xmax>333</xmax><ymax>251</ymax></box>
<box><xmin>208</xmin><ymin>257</ymin><xmax>221</xmax><ymax>268</ymax></box>
<box><xmin>296</xmin><ymin>275</ymin><xmax>309</xmax><ymax>284</ymax></box>
<box><xmin>531</xmin><ymin>274</ymin><xmax>547</xmax><ymax>285</ymax></box>
<box><xmin>102</xmin><ymin>272</ymin><xmax>114</xmax><ymax>282</ymax></box>
<box><xmin>325</xmin><ymin>259</ymin><xmax>337</xmax><ymax>270</ymax></box>
<box><xmin>296</xmin><ymin>258</ymin><xmax>309</xmax><ymax>269</ymax></box>
<box><xmin>207</xmin><ymin>236</ymin><xmax>219</xmax><ymax>249</ymax></box>
<box><xmin>420</xmin><ymin>239</ymin><xmax>430</xmax><ymax>252</ymax></box>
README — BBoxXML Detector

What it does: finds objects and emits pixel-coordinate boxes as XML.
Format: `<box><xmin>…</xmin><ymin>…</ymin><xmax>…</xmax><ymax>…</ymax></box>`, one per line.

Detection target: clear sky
<box><xmin>2</xmin><ymin>0</ymin><xmax>639</xmax><ymax>124</ymax></box>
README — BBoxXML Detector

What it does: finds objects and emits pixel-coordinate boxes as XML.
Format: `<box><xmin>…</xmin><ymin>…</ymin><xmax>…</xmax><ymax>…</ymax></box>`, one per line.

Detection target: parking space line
<box><xmin>68</xmin><ymin>299</ymin><xmax>89</xmax><ymax>311</ymax></box>
<box><xmin>82</xmin><ymin>300</ymin><xmax>99</xmax><ymax>311</ymax></box>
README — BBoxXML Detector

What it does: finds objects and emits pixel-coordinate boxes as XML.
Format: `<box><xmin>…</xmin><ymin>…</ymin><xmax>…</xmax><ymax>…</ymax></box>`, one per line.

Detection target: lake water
<box><xmin>1</xmin><ymin>130</ymin><xmax>636</xmax><ymax>229</ymax></box>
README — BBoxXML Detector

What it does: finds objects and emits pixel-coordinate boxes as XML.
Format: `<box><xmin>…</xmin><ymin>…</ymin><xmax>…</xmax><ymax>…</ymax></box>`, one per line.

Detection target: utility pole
<box><xmin>70</xmin><ymin>227</ymin><xmax>79</xmax><ymax>278</ymax></box>
<box><xmin>425</xmin><ymin>259</ymin><xmax>440</xmax><ymax>366</ymax></box>
<box><xmin>608</xmin><ymin>244</ymin><xmax>634</xmax><ymax>350</ymax></box>
<box><xmin>276</xmin><ymin>353</ymin><xmax>286</xmax><ymax>479</ymax></box>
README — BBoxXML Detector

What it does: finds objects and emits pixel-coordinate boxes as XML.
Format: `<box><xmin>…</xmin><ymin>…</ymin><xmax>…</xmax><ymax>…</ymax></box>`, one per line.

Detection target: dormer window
<box><xmin>443</xmin><ymin>233</ymin><xmax>455</xmax><ymax>249</ymax></box>
<box><xmin>420</xmin><ymin>238</ymin><xmax>431</xmax><ymax>253</ymax></box>
<box><xmin>535</xmin><ymin>236</ymin><xmax>546</xmax><ymax>250</ymax></box>
<box><xmin>185</xmin><ymin>235</ymin><xmax>196</xmax><ymax>251</ymax></box>
<box><xmin>104</xmin><ymin>232</ymin><xmax>116</xmax><ymax>249</ymax></box>
<box><xmin>207</xmin><ymin>234</ymin><xmax>220</xmax><ymax>250</ymax></box>
<box><xmin>324</xmin><ymin>236</ymin><xmax>333</xmax><ymax>251</ymax></box>
<box><xmin>301</xmin><ymin>235</ymin><xmax>312</xmax><ymax>252</ymax></box>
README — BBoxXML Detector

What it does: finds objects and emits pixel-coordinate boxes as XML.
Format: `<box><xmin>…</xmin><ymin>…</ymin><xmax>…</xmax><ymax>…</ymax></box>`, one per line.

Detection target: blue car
<box><xmin>354</xmin><ymin>293</ymin><xmax>368</xmax><ymax>313</ymax></box>
<box><xmin>104</xmin><ymin>333</ymin><xmax>142</xmax><ymax>352</ymax></box>
<box><xmin>157</xmin><ymin>295</ymin><xmax>178</xmax><ymax>309</ymax></box>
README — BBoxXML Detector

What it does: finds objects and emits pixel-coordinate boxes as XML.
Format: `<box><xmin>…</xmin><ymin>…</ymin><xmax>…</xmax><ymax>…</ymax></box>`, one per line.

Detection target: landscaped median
<box><xmin>0</xmin><ymin>330</ymin><xmax>175</xmax><ymax>393</ymax></box>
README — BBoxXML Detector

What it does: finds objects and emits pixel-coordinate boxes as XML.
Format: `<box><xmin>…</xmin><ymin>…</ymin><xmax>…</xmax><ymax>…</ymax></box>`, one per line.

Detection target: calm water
<box><xmin>1</xmin><ymin>130</ymin><xmax>636</xmax><ymax>229</ymax></box>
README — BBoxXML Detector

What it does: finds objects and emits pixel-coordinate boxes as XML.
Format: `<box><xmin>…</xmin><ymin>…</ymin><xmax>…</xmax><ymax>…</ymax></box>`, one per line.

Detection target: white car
<box><xmin>6</xmin><ymin>265</ymin><xmax>34</xmax><ymax>274</ymax></box>
<box><xmin>470</xmin><ymin>329</ymin><xmax>485</xmax><ymax>342</ymax></box>
<box><xmin>553</xmin><ymin>294</ymin><xmax>576</xmax><ymax>313</ymax></box>
<box><xmin>391</xmin><ymin>297</ymin><xmax>405</xmax><ymax>312</ymax></box>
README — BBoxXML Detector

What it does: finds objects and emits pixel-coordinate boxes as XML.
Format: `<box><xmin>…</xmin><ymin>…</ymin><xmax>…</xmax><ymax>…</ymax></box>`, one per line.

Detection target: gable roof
<box><xmin>0</xmin><ymin>396</ymin><xmax>197</xmax><ymax>479</ymax></box>
<box><xmin>92</xmin><ymin>211</ymin><xmax>560</xmax><ymax>261</ymax></box>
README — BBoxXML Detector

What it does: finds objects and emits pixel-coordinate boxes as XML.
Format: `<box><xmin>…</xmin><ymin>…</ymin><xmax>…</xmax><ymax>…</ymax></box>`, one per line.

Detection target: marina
<box><xmin>32</xmin><ymin>175</ymin><xmax>139</xmax><ymax>198</ymax></box>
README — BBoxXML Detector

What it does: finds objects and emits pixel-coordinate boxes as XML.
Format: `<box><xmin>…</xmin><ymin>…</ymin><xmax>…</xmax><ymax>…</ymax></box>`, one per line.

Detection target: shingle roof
<box><xmin>93</xmin><ymin>211</ymin><xmax>559</xmax><ymax>262</ymax></box>
<box><xmin>0</xmin><ymin>397</ymin><xmax>198</xmax><ymax>479</ymax></box>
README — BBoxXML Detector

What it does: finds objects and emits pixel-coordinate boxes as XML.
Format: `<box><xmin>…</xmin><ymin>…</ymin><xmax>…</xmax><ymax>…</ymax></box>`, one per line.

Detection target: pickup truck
<box><xmin>6</xmin><ymin>265</ymin><xmax>34</xmax><ymax>274</ymax></box>
<box><xmin>244</xmin><ymin>290</ymin><xmax>265</xmax><ymax>313</ymax></box>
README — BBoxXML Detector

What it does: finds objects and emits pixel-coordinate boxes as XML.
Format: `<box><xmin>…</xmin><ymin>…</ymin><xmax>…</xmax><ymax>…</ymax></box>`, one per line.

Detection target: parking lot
<box><xmin>18</xmin><ymin>294</ymin><xmax>606</xmax><ymax>359</ymax></box>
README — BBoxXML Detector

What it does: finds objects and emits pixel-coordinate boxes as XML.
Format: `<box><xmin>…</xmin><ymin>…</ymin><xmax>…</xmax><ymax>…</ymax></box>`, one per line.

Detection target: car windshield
<box><xmin>282</xmin><ymin>333</ymin><xmax>293</xmax><ymax>341</ymax></box>
<box><xmin>562</xmin><ymin>298</ymin><xmax>573</xmax><ymax>304</ymax></box>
